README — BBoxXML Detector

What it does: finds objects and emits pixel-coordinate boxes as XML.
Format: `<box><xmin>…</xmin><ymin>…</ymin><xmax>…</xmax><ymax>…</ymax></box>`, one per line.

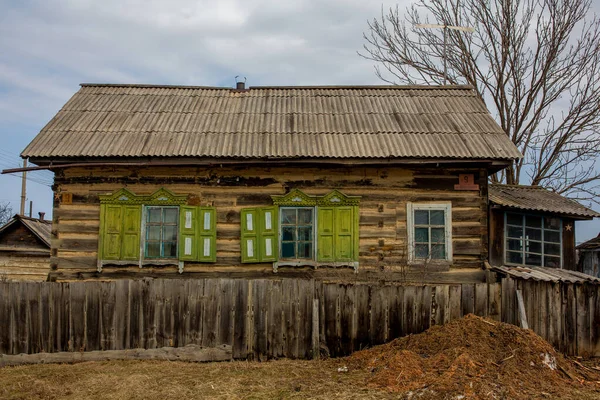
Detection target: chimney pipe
<box><xmin>236</xmin><ymin>81</ymin><xmax>245</xmax><ymax>90</ymax></box>
<box><xmin>39</xmin><ymin>212</ymin><xmax>45</xmax><ymax>221</ymax></box>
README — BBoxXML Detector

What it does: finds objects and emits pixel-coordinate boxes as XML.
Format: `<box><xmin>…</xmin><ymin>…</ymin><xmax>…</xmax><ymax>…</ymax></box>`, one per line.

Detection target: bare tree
<box><xmin>0</xmin><ymin>202</ymin><xmax>12</xmax><ymax>226</ymax></box>
<box><xmin>361</xmin><ymin>0</ymin><xmax>600</xmax><ymax>203</ymax></box>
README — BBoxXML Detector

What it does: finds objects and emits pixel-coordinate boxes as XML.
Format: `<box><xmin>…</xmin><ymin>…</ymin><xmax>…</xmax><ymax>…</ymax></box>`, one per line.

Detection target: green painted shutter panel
<box><xmin>198</xmin><ymin>207</ymin><xmax>216</xmax><ymax>262</ymax></box>
<box><xmin>121</xmin><ymin>205</ymin><xmax>141</xmax><ymax>260</ymax></box>
<box><xmin>259</xmin><ymin>207</ymin><xmax>278</xmax><ymax>262</ymax></box>
<box><xmin>102</xmin><ymin>204</ymin><xmax>123</xmax><ymax>260</ymax></box>
<box><xmin>179</xmin><ymin>206</ymin><xmax>198</xmax><ymax>261</ymax></box>
<box><xmin>240</xmin><ymin>208</ymin><xmax>259</xmax><ymax>263</ymax></box>
<box><xmin>335</xmin><ymin>207</ymin><xmax>354</xmax><ymax>261</ymax></box>
<box><xmin>317</xmin><ymin>207</ymin><xmax>335</xmax><ymax>262</ymax></box>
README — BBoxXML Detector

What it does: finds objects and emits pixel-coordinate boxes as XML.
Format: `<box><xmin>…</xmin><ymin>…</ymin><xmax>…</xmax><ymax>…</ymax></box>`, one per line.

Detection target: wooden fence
<box><xmin>0</xmin><ymin>277</ymin><xmax>598</xmax><ymax>358</ymax></box>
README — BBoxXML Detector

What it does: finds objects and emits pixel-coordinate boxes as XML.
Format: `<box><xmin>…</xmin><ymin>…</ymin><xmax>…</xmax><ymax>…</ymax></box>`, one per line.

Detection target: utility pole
<box><xmin>415</xmin><ymin>24</ymin><xmax>475</xmax><ymax>85</ymax></box>
<box><xmin>20</xmin><ymin>159</ymin><xmax>27</xmax><ymax>215</ymax></box>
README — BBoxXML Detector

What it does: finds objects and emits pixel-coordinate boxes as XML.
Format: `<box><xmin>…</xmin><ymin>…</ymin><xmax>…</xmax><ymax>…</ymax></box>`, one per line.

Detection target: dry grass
<box><xmin>0</xmin><ymin>358</ymin><xmax>394</xmax><ymax>400</ymax></box>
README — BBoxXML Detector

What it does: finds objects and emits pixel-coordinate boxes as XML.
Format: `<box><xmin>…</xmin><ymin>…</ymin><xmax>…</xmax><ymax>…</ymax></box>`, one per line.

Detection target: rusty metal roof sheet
<box><xmin>489</xmin><ymin>184</ymin><xmax>599</xmax><ymax>219</ymax></box>
<box><xmin>22</xmin><ymin>84</ymin><xmax>522</xmax><ymax>161</ymax></box>
<box><xmin>0</xmin><ymin>215</ymin><xmax>52</xmax><ymax>248</ymax></box>
<box><xmin>490</xmin><ymin>265</ymin><xmax>600</xmax><ymax>284</ymax></box>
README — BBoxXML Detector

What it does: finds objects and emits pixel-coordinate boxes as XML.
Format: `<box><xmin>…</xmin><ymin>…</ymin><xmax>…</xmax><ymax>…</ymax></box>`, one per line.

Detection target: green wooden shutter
<box><xmin>198</xmin><ymin>207</ymin><xmax>216</xmax><ymax>262</ymax></box>
<box><xmin>179</xmin><ymin>206</ymin><xmax>198</xmax><ymax>261</ymax></box>
<box><xmin>317</xmin><ymin>207</ymin><xmax>335</xmax><ymax>262</ymax></box>
<box><xmin>121</xmin><ymin>205</ymin><xmax>142</xmax><ymax>260</ymax></box>
<box><xmin>241</xmin><ymin>208</ymin><xmax>259</xmax><ymax>263</ymax></box>
<box><xmin>101</xmin><ymin>204</ymin><xmax>123</xmax><ymax>260</ymax></box>
<box><xmin>335</xmin><ymin>207</ymin><xmax>354</xmax><ymax>261</ymax></box>
<box><xmin>259</xmin><ymin>207</ymin><xmax>278</xmax><ymax>262</ymax></box>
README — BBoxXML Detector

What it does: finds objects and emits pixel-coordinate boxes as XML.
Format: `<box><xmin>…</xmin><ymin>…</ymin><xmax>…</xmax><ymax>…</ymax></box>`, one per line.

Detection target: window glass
<box><xmin>412</xmin><ymin>206</ymin><xmax>449</xmax><ymax>261</ymax></box>
<box><xmin>505</xmin><ymin>213</ymin><xmax>562</xmax><ymax>268</ymax></box>
<box><xmin>145</xmin><ymin>206</ymin><xmax>178</xmax><ymax>259</ymax></box>
<box><xmin>280</xmin><ymin>207</ymin><xmax>314</xmax><ymax>260</ymax></box>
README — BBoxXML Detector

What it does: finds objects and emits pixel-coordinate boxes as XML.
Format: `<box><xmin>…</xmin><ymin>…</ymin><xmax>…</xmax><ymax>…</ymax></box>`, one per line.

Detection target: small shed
<box><xmin>488</xmin><ymin>184</ymin><xmax>599</xmax><ymax>270</ymax></box>
<box><xmin>577</xmin><ymin>234</ymin><xmax>600</xmax><ymax>278</ymax></box>
<box><xmin>0</xmin><ymin>214</ymin><xmax>51</xmax><ymax>281</ymax></box>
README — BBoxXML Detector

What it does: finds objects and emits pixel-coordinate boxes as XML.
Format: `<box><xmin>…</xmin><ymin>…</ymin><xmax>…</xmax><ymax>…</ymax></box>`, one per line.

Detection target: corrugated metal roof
<box><xmin>489</xmin><ymin>184</ymin><xmax>599</xmax><ymax>219</ymax></box>
<box><xmin>0</xmin><ymin>215</ymin><xmax>52</xmax><ymax>248</ymax></box>
<box><xmin>22</xmin><ymin>84</ymin><xmax>522</xmax><ymax>161</ymax></box>
<box><xmin>577</xmin><ymin>234</ymin><xmax>600</xmax><ymax>250</ymax></box>
<box><xmin>490</xmin><ymin>265</ymin><xmax>600</xmax><ymax>284</ymax></box>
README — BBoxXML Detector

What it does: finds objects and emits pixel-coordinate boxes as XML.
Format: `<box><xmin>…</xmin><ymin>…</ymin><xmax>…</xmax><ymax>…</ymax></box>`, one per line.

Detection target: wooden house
<box><xmin>19</xmin><ymin>83</ymin><xmax>525</xmax><ymax>282</ymax></box>
<box><xmin>576</xmin><ymin>235</ymin><xmax>600</xmax><ymax>278</ymax></box>
<box><xmin>0</xmin><ymin>214</ymin><xmax>51</xmax><ymax>281</ymax></box>
<box><xmin>488</xmin><ymin>184</ymin><xmax>599</xmax><ymax>270</ymax></box>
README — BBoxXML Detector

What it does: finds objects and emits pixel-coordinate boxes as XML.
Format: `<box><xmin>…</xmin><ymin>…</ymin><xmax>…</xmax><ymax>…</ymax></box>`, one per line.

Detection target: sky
<box><xmin>0</xmin><ymin>0</ymin><xmax>598</xmax><ymax>242</ymax></box>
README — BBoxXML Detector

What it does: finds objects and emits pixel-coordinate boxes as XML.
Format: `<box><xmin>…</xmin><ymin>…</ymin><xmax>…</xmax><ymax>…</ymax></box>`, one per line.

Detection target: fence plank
<box><xmin>576</xmin><ymin>284</ymin><xmax>590</xmax><ymax>356</ymax></box>
<box><xmin>461</xmin><ymin>284</ymin><xmax>474</xmax><ymax>316</ymax></box>
<box><xmin>355</xmin><ymin>284</ymin><xmax>370</xmax><ymax>351</ymax></box>
<box><xmin>487</xmin><ymin>283</ymin><xmax>501</xmax><ymax>321</ymax></box>
<box><xmin>233</xmin><ymin>279</ymin><xmax>248</xmax><ymax>359</ymax></box>
<box><xmin>70</xmin><ymin>283</ymin><xmax>87</xmax><ymax>351</ymax></box>
<box><xmin>388</xmin><ymin>285</ymin><xmax>404</xmax><ymax>338</ymax></box>
<box><xmin>448</xmin><ymin>285</ymin><xmax>462</xmax><ymax>321</ymax></box>
<box><xmin>474</xmin><ymin>283</ymin><xmax>488</xmax><ymax>317</ymax></box>
<box><xmin>340</xmin><ymin>284</ymin><xmax>355</xmax><ymax>356</ymax></box>
<box><xmin>433</xmin><ymin>285</ymin><xmax>449</xmax><ymax>325</ymax></box>
<box><xmin>564</xmin><ymin>284</ymin><xmax>577</xmax><ymax>355</ymax></box>
<box><xmin>370</xmin><ymin>285</ymin><xmax>387</xmax><ymax>346</ymax></box>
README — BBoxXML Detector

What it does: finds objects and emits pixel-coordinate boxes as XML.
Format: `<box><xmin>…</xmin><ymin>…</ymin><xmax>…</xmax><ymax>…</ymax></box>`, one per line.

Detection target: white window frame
<box><xmin>278</xmin><ymin>206</ymin><xmax>317</xmax><ymax>262</ymax></box>
<box><xmin>406</xmin><ymin>202</ymin><xmax>453</xmax><ymax>263</ymax></box>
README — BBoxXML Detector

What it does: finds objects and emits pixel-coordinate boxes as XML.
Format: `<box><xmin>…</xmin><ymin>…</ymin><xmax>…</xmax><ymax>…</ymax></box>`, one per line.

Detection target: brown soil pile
<box><xmin>348</xmin><ymin>314</ymin><xmax>600</xmax><ymax>399</ymax></box>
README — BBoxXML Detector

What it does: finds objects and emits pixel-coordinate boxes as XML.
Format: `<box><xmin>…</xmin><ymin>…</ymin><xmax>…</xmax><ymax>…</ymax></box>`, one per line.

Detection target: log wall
<box><xmin>0</xmin><ymin>277</ymin><xmax>597</xmax><ymax>358</ymax></box>
<box><xmin>51</xmin><ymin>165</ymin><xmax>488</xmax><ymax>280</ymax></box>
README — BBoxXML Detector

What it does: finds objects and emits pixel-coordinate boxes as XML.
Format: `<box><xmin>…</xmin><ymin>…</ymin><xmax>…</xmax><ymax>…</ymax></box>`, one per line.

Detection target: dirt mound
<box><xmin>348</xmin><ymin>314</ymin><xmax>600</xmax><ymax>399</ymax></box>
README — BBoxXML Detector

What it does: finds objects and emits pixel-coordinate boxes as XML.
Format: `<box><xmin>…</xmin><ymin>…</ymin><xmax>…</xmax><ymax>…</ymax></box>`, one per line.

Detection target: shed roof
<box><xmin>490</xmin><ymin>265</ymin><xmax>600</xmax><ymax>284</ymax></box>
<box><xmin>21</xmin><ymin>84</ymin><xmax>522</xmax><ymax>162</ymax></box>
<box><xmin>489</xmin><ymin>184</ymin><xmax>599</xmax><ymax>219</ymax></box>
<box><xmin>0</xmin><ymin>215</ymin><xmax>52</xmax><ymax>248</ymax></box>
<box><xmin>577</xmin><ymin>234</ymin><xmax>600</xmax><ymax>250</ymax></box>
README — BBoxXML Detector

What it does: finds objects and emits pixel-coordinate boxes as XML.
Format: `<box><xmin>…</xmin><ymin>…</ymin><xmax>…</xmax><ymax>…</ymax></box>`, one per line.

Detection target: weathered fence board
<box><xmin>0</xmin><ymin>278</ymin><xmax>598</xmax><ymax>358</ymax></box>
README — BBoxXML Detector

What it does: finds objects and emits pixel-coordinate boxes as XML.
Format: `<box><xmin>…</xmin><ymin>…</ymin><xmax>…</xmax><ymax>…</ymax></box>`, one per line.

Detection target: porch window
<box><xmin>407</xmin><ymin>203</ymin><xmax>452</xmax><ymax>262</ymax></box>
<box><xmin>505</xmin><ymin>213</ymin><xmax>562</xmax><ymax>268</ymax></box>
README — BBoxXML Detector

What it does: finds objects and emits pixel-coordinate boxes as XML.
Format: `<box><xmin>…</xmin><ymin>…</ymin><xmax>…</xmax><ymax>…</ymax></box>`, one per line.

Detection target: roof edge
<box><xmin>79</xmin><ymin>83</ymin><xmax>476</xmax><ymax>91</ymax></box>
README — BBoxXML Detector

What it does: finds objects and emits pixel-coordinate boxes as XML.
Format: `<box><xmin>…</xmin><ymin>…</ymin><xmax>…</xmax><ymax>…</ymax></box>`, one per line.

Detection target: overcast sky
<box><xmin>0</xmin><ymin>0</ymin><xmax>598</xmax><ymax>242</ymax></box>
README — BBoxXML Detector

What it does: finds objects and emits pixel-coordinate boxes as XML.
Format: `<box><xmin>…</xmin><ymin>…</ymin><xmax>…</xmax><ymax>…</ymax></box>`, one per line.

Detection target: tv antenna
<box><xmin>415</xmin><ymin>24</ymin><xmax>475</xmax><ymax>85</ymax></box>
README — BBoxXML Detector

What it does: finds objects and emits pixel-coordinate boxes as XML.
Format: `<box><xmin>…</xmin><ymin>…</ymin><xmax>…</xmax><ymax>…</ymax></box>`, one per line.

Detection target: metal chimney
<box><xmin>236</xmin><ymin>81</ymin><xmax>245</xmax><ymax>90</ymax></box>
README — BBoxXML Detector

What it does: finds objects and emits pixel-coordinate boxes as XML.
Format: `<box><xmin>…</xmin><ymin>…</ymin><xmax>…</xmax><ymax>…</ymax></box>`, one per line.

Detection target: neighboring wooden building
<box><xmin>577</xmin><ymin>235</ymin><xmax>600</xmax><ymax>278</ymax></box>
<box><xmin>488</xmin><ymin>184</ymin><xmax>599</xmax><ymax>270</ymax></box>
<box><xmin>0</xmin><ymin>214</ymin><xmax>51</xmax><ymax>281</ymax></box>
<box><xmin>19</xmin><ymin>83</ymin><xmax>524</xmax><ymax>282</ymax></box>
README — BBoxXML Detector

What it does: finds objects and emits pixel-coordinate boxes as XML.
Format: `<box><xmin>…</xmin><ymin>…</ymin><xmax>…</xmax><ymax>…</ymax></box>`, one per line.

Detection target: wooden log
<box><xmin>0</xmin><ymin>344</ymin><xmax>233</xmax><ymax>367</ymax></box>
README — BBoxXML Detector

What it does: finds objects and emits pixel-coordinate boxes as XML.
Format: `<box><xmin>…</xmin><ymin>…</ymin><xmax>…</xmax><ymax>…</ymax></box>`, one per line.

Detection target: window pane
<box><xmin>298</xmin><ymin>209</ymin><xmax>313</xmax><ymax>225</ymax></box>
<box><xmin>415</xmin><ymin>228</ymin><xmax>429</xmax><ymax>243</ymax></box>
<box><xmin>147</xmin><ymin>242</ymin><xmax>161</xmax><ymax>258</ymax></box>
<box><xmin>508</xmin><ymin>239</ymin><xmax>522</xmax><ymax>251</ymax></box>
<box><xmin>298</xmin><ymin>242</ymin><xmax>312</xmax><ymax>259</ymax></box>
<box><xmin>507</xmin><ymin>251</ymin><xmax>523</xmax><ymax>264</ymax></box>
<box><xmin>525</xmin><ymin>228</ymin><xmax>541</xmax><ymax>241</ymax></box>
<box><xmin>163</xmin><ymin>226</ymin><xmax>177</xmax><ymax>241</ymax></box>
<box><xmin>148</xmin><ymin>208</ymin><xmax>161</xmax><ymax>223</ymax></box>
<box><xmin>281</xmin><ymin>209</ymin><xmax>296</xmax><ymax>224</ymax></box>
<box><xmin>430</xmin><ymin>210</ymin><xmax>445</xmax><ymax>225</ymax></box>
<box><xmin>544</xmin><ymin>217</ymin><xmax>561</xmax><ymax>230</ymax></box>
<box><xmin>507</xmin><ymin>226</ymin><xmax>523</xmax><ymax>238</ymax></box>
<box><xmin>282</xmin><ymin>227</ymin><xmax>295</xmax><ymax>241</ymax></box>
<box><xmin>163</xmin><ymin>242</ymin><xmax>177</xmax><ymax>258</ymax></box>
<box><xmin>298</xmin><ymin>227</ymin><xmax>312</xmax><ymax>241</ymax></box>
<box><xmin>148</xmin><ymin>226</ymin><xmax>161</xmax><ymax>241</ymax></box>
<box><xmin>414</xmin><ymin>210</ymin><xmax>429</xmax><ymax>225</ymax></box>
<box><xmin>544</xmin><ymin>243</ymin><xmax>561</xmax><ymax>256</ymax></box>
<box><xmin>545</xmin><ymin>230</ymin><xmax>560</xmax><ymax>243</ymax></box>
<box><xmin>281</xmin><ymin>242</ymin><xmax>295</xmax><ymax>258</ymax></box>
<box><xmin>163</xmin><ymin>208</ymin><xmax>178</xmax><ymax>223</ymax></box>
<box><xmin>527</xmin><ymin>241</ymin><xmax>542</xmax><ymax>254</ymax></box>
<box><xmin>415</xmin><ymin>244</ymin><xmax>429</xmax><ymax>259</ymax></box>
<box><xmin>431</xmin><ymin>244</ymin><xmax>445</xmax><ymax>259</ymax></box>
<box><xmin>544</xmin><ymin>256</ymin><xmax>561</xmax><ymax>268</ymax></box>
<box><xmin>431</xmin><ymin>228</ymin><xmax>445</xmax><ymax>243</ymax></box>
<box><xmin>507</xmin><ymin>213</ymin><xmax>522</xmax><ymax>226</ymax></box>
<box><xmin>525</xmin><ymin>215</ymin><xmax>542</xmax><ymax>228</ymax></box>
<box><xmin>526</xmin><ymin>253</ymin><xmax>542</xmax><ymax>266</ymax></box>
